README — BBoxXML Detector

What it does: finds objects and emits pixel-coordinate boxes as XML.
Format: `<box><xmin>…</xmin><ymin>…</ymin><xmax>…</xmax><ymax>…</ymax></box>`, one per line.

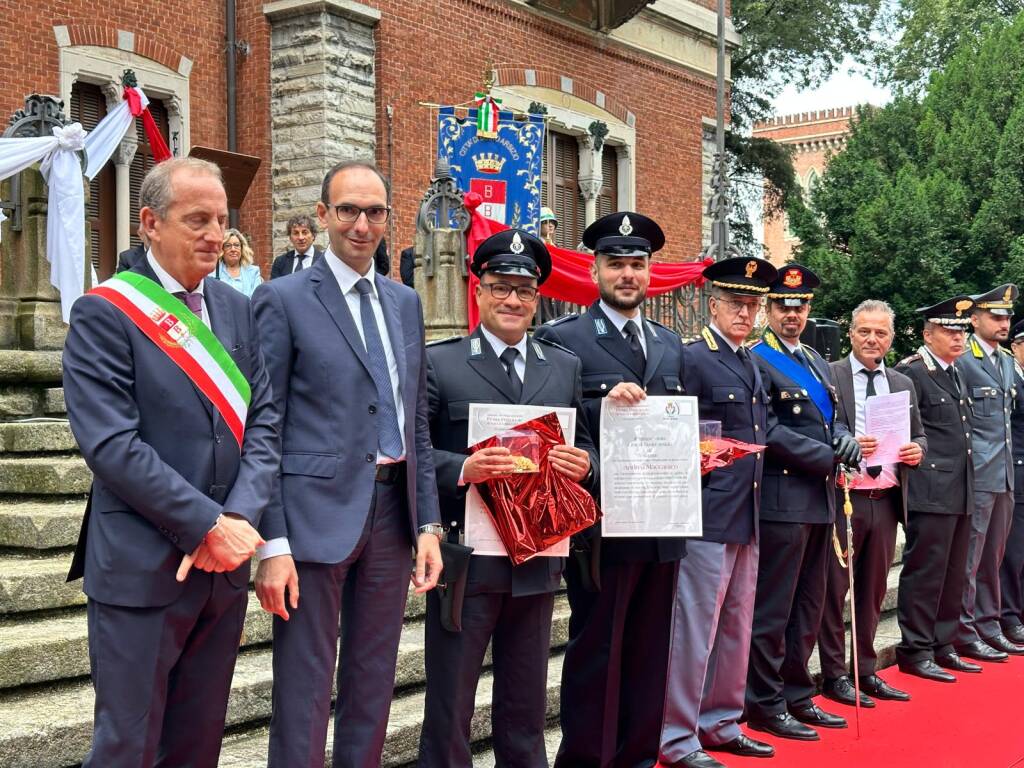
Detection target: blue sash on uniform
<box><xmin>751</xmin><ymin>342</ymin><xmax>834</xmax><ymax>424</ymax></box>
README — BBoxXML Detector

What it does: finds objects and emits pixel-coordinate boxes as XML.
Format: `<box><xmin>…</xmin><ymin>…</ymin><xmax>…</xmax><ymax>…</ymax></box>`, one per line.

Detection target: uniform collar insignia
<box><xmin>970</xmin><ymin>336</ymin><xmax>983</xmax><ymax>358</ymax></box>
<box><xmin>594</xmin><ymin>318</ymin><xmax>609</xmax><ymax>336</ymax></box>
<box><xmin>532</xmin><ymin>341</ymin><xmax>546</xmax><ymax>361</ymax></box>
<box><xmin>701</xmin><ymin>326</ymin><xmax>719</xmax><ymax>351</ymax></box>
<box><xmin>470</xmin><ymin>337</ymin><xmax>482</xmax><ymax>357</ymax></box>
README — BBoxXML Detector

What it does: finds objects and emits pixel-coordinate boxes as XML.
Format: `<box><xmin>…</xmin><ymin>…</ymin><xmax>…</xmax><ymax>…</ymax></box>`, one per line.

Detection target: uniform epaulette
<box><xmin>897</xmin><ymin>353</ymin><xmax>921</xmax><ymax>366</ymax></box>
<box><xmin>544</xmin><ymin>313</ymin><xmax>579</xmax><ymax>326</ymax></box>
<box><xmin>426</xmin><ymin>335</ymin><xmax>462</xmax><ymax>347</ymax></box>
<box><xmin>533</xmin><ymin>335</ymin><xmax>577</xmax><ymax>356</ymax></box>
<box><xmin>645</xmin><ymin>317</ymin><xmax>671</xmax><ymax>331</ymax></box>
<box><xmin>999</xmin><ymin>346</ymin><xmax>1013</xmax><ymax>356</ymax></box>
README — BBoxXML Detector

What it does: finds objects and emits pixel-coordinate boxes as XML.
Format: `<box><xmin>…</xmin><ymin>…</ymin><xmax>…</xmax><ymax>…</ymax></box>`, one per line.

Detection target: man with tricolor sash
<box><xmin>63</xmin><ymin>157</ymin><xmax>280</xmax><ymax>767</ymax></box>
<box><xmin>744</xmin><ymin>264</ymin><xmax>862</xmax><ymax>741</ymax></box>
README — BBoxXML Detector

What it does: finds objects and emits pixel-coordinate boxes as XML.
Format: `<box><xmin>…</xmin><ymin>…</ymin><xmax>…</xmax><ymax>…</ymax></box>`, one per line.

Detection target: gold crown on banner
<box><xmin>473</xmin><ymin>152</ymin><xmax>506</xmax><ymax>174</ymax></box>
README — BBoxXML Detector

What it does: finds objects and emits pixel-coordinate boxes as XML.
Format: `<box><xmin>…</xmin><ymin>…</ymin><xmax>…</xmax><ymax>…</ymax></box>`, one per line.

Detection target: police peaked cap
<box><xmin>766</xmin><ymin>263</ymin><xmax>820</xmax><ymax>306</ymax></box>
<box><xmin>972</xmin><ymin>283</ymin><xmax>1018</xmax><ymax>316</ymax></box>
<box><xmin>471</xmin><ymin>229</ymin><xmax>552</xmax><ymax>285</ymax></box>
<box><xmin>582</xmin><ymin>211</ymin><xmax>665</xmax><ymax>256</ymax></box>
<box><xmin>703</xmin><ymin>256</ymin><xmax>777</xmax><ymax>296</ymax></box>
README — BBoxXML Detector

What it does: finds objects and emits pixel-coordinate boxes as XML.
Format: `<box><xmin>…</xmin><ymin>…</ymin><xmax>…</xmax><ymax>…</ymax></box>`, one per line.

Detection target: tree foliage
<box><xmin>792</xmin><ymin>14</ymin><xmax>1024</xmax><ymax>355</ymax></box>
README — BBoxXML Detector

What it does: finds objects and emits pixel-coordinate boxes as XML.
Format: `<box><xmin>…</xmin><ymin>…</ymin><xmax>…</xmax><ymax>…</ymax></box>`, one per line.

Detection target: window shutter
<box><xmin>70</xmin><ymin>82</ymin><xmax>115</xmax><ymax>276</ymax></box>
<box><xmin>597</xmin><ymin>145</ymin><xmax>618</xmax><ymax>219</ymax></box>
<box><xmin>130</xmin><ymin>99</ymin><xmax>169</xmax><ymax>248</ymax></box>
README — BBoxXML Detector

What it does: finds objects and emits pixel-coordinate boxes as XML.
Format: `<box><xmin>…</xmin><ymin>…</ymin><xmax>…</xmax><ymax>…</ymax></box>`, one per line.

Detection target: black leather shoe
<box><xmin>957</xmin><ymin>640</ymin><xmax>1008</xmax><ymax>662</ymax></box>
<box><xmin>859</xmin><ymin>674</ymin><xmax>910</xmax><ymax>701</ymax></box>
<box><xmin>1003</xmin><ymin>623</ymin><xmax>1024</xmax><ymax>644</ymax></box>
<box><xmin>935</xmin><ymin>652</ymin><xmax>982</xmax><ymax>673</ymax></box>
<box><xmin>661</xmin><ymin>750</ymin><xmax>726</xmax><ymax>768</ymax></box>
<box><xmin>747</xmin><ymin>712</ymin><xmax>820</xmax><ymax>741</ymax></box>
<box><xmin>822</xmin><ymin>676</ymin><xmax>875</xmax><ymax>708</ymax></box>
<box><xmin>983</xmin><ymin>633</ymin><xmax>1024</xmax><ymax>655</ymax></box>
<box><xmin>790</xmin><ymin>702</ymin><xmax>848</xmax><ymax>729</ymax></box>
<box><xmin>899</xmin><ymin>658</ymin><xmax>956</xmax><ymax>682</ymax></box>
<box><xmin>709</xmin><ymin>734</ymin><xmax>775</xmax><ymax>758</ymax></box>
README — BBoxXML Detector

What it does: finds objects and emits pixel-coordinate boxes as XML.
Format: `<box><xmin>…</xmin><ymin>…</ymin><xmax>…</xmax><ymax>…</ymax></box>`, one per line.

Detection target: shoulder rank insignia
<box><xmin>545</xmin><ymin>313</ymin><xmax>578</xmax><ymax>326</ymax></box>
<box><xmin>897</xmin><ymin>352</ymin><xmax>922</xmax><ymax>368</ymax></box>
<box><xmin>1015</xmin><ymin>360</ymin><xmax>1024</xmax><ymax>381</ymax></box>
<box><xmin>999</xmin><ymin>346</ymin><xmax>1012</xmax><ymax>356</ymax></box>
<box><xmin>426</xmin><ymin>335</ymin><xmax>462</xmax><ymax>347</ymax></box>
<box><xmin>532</xmin><ymin>341</ymin><xmax>546</xmax><ymax>361</ymax></box>
<box><xmin>470</xmin><ymin>337</ymin><xmax>483</xmax><ymax>357</ymax></box>
<box><xmin>534</xmin><ymin>335</ymin><xmax>577</xmax><ymax>356</ymax></box>
<box><xmin>701</xmin><ymin>326</ymin><xmax>719</xmax><ymax>351</ymax></box>
<box><xmin>970</xmin><ymin>336</ymin><xmax>984</xmax><ymax>359</ymax></box>
<box><xmin>594</xmin><ymin>318</ymin><xmax>609</xmax><ymax>336</ymax></box>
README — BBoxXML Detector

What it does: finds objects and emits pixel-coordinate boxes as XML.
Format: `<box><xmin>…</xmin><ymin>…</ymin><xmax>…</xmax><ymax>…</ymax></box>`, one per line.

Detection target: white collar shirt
<box><xmin>479</xmin><ymin>324</ymin><xmax>528</xmax><ymax>384</ymax></box>
<box><xmin>146</xmin><ymin>250</ymin><xmax>211</xmax><ymax>330</ymax></box>
<box><xmin>599</xmin><ymin>299</ymin><xmax>647</xmax><ymax>357</ymax></box>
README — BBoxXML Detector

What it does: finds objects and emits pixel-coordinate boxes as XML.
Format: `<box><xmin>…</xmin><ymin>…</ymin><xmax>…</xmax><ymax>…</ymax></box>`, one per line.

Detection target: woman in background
<box><xmin>213</xmin><ymin>228</ymin><xmax>263</xmax><ymax>297</ymax></box>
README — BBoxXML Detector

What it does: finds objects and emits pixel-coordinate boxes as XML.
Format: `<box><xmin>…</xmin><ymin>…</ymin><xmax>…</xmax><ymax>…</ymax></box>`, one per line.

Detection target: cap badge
<box><xmin>745</xmin><ymin>260</ymin><xmax>758</xmax><ymax>279</ymax></box>
<box><xmin>955</xmin><ymin>299</ymin><xmax>972</xmax><ymax>317</ymax></box>
<box><xmin>510</xmin><ymin>232</ymin><xmax>525</xmax><ymax>254</ymax></box>
<box><xmin>619</xmin><ymin>215</ymin><xmax>633</xmax><ymax>236</ymax></box>
<box><xmin>783</xmin><ymin>268</ymin><xmax>803</xmax><ymax>288</ymax></box>
<box><xmin>1004</xmin><ymin>286</ymin><xmax>1013</xmax><ymax>303</ymax></box>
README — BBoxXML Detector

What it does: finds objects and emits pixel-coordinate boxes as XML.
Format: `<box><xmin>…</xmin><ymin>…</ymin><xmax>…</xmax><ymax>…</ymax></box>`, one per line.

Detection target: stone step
<box><xmin>0</xmin><ymin>456</ymin><xmax>91</xmax><ymax>495</ymax></box>
<box><xmin>0</xmin><ymin>498</ymin><xmax>85</xmax><ymax>549</ymax></box>
<box><xmin>217</xmin><ymin>652</ymin><xmax>567</xmax><ymax>768</ymax></box>
<box><xmin>0</xmin><ymin>598</ymin><xmax>571</xmax><ymax>768</ymax></box>
<box><xmin>0</xmin><ymin>552</ymin><xmax>84</xmax><ymax>614</ymax></box>
<box><xmin>0</xmin><ymin>387</ymin><xmax>67</xmax><ymax>421</ymax></box>
<box><xmin>0</xmin><ymin>420</ymin><xmax>77</xmax><ymax>453</ymax></box>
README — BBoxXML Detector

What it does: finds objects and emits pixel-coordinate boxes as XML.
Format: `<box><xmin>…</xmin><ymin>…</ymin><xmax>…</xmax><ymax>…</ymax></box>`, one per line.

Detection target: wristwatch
<box><xmin>418</xmin><ymin>524</ymin><xmax>444</xmax><ymax>539</ymax></box>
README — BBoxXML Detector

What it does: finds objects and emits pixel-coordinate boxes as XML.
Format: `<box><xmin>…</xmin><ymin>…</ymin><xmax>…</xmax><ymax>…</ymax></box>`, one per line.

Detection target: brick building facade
<box><xmin>752</xmin><ymin>106</ymin><xmax>857</xmax><ymax>264</ymax></box>
<box><xmin>1</xmin><ymin>0</ymin><xmax>732</xmax><ymax>278</ymax></box>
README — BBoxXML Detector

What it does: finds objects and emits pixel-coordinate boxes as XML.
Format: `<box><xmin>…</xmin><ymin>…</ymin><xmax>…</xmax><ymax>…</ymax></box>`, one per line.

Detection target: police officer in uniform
<box><xmin>745</xmin><ymin>264</ymin><xmax>861</xmax><ymax>741</ymax></box>
<box><xmin>658</xmin><ymin>257</ymin><xmax>776</xmax><ymax>768</ymax></box>
<box><xmin>955</xmin><ymin>283</ymin><xmax>1024</xmax><ymax>661</ymax></box>
<box><xmin>895</xmin><ymin>296</ymin><xmax>979</xmax><ymax>681</ymax></box>
<box><xmin>534</xmin><ymin>211</ymin><xmax>687</xmax><ymax>768</ymax></box>
<box><xmin>417</xmin><ymin>229</ymin><xmax>597</xmax><ymax>767</ymax></box>
<box><xmin>998</xmin><ymin>320</ymin><xmax>1024</xmax><ymax>643</ymax></box>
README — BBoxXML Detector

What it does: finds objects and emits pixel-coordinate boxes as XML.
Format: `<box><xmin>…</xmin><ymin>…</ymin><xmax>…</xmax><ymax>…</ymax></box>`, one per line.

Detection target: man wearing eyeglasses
<box><xmin>417</xmin><ymin>228</ymin><xmax>597</xmax><ymax>767</ymax></box>
<box><xmin>745</xmin><ymin>264</ymin><xmax>862</xmax><ymax>741</ymax></box>
<box><xmin>534</xmin><ymin>210</ymin><xmax>688</xmax><ymax>768</ymax></box>
<box><xmin>658</xmin><ymin>257</ymin><xmax>776</xmax><ymax>768</ymax></box>
<box><xmin>252</xmin><ymin>160</ymin><xmax>443</xmax><ymax>767</ymax></box>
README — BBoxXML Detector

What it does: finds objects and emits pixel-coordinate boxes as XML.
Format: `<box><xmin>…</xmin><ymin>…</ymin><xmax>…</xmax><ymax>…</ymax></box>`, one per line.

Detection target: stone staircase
<box><xmin>0</xmin><ymin>351</ymin><xmax>910</xmax><ymax>767</ymax></box>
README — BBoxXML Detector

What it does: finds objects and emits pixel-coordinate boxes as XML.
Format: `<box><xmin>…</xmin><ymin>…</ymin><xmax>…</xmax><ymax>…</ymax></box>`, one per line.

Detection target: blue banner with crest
<box><xmin>437</xmin><ymin>106</ymin><xmax>545</xmax><ymax>233</ymax></box>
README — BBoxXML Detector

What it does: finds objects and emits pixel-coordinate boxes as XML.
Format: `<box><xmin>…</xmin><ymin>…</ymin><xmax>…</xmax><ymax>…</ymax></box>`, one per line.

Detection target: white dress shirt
<box><xmin>292</xmin><ymin>245</ymin><xmax>317</xmax><ymax>273</ymax></box>
<box><xmin>147</xmin><ymin>251</ymin><xmax>210</xmax><ymax>330</ymax></box>
<box><xmin>259</xmin><ymin>250</ymin><xmax>406</xmax><ymax>561</ymax></box>
<box><xmin>708</xmin><ymin>322</ymin><xmax>741</xmax><ymax>353</ymax></box>
<box><xmin>849</xmin><ymin>354</ymin><xmax>898</xmax><ymax>489</ymax></box>
<box><xmin>974</xmin><ymin>335</ymin><xmax>1002</xmax><ymax>368</ymax></box>
<box><xmin>599</xmin><ymin>300</ymin><xmax>648</xmax><ymax>358</ymax></box>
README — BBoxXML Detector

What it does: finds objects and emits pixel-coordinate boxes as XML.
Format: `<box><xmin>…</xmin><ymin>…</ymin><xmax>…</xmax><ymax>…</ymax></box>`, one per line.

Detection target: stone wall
<box><xmin>264</xmin><ymin>0</ymin><xmax>379</xmax><ymax>258</ymax></box>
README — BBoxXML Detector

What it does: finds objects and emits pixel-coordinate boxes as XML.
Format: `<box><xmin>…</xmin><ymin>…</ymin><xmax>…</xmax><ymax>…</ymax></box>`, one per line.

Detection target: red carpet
<box><xmin>726</xmin><ymin>656</ymin><xmax>1024</xmax><ymax>767</ymax></box>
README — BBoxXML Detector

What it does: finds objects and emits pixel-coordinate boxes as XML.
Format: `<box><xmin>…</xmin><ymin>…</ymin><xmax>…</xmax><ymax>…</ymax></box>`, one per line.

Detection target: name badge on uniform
<box><xmin>594</xmin><ymin>318</ymin><xmax>609</xmax><ymax>336</ymax></box>
<box><xmin>470</xmin><ymin>337</ymin><xmax>482</xmax><ymax>357</ymax></box>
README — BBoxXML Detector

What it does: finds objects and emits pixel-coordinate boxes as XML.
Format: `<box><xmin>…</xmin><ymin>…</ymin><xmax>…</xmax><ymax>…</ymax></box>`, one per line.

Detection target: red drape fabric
<box><xmin>124</xmin><ymin>87</ymin><xmax>172</xmax><ymax>164</ymax></box>
<box><xmin>463</xmin><ymin>192</ymin><xmax>710</xmax><ymax>330</ymax></box>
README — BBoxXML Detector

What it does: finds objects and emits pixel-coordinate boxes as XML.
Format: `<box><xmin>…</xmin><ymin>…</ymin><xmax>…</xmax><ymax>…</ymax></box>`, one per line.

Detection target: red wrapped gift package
<box><xmin>699</xmin><ymin>437</ymin><xmax>763</xmax><ymax>476</ymax></box>
<box><xmin>468</xmin><ymin>411</ymin><xmax>600</xmax><ymax>565</ymax></box>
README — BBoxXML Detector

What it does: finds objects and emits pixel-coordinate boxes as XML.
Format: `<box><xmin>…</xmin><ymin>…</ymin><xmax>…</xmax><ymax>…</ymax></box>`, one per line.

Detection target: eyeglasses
<box><xmin>716</xmin><ymin>297</ymin><xmax>764</xmax><ymax>315</ymax></box>
<box><xmin>223</xmin><ymin>242</ymin><xmax>242</xmax><ymax>250</ymax></box>
<box><xmin>329</xmin><ymin>204</ymin><xmax>391</xmax><ymax>224</ymax></box>
<box><xmin>481</xmin><ymin>282</ymin><xmax>539</xmax><ymax>302</ymax></box>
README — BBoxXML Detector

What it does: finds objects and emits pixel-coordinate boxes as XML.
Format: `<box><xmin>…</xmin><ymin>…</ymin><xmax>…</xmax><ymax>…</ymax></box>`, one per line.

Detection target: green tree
<box><xmin>792</xmin><ymin>13</ymin><xmax>1024</xmax><ymax>356</ymax></box>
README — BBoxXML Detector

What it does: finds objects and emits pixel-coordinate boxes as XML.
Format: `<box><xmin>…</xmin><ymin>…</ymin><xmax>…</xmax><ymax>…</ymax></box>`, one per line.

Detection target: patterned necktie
<box><xmin>174</xmin><ymin>291</ymin><xmax>203</xmax><ymax>320</ymax></box>
<box><xmin>499</xmin><ymin>347</ymin><xmax>523</xmax><ymax>402</ymax></box>
<box><xmin>864</xmin><ymin>369</ymin><xmax>882</xmax><ymax>478</ymax></box>
<box><xmin>354</xmin><ymin>278</ymin><xmax>403</xmax><ymax>459</ymax></box>
<box><xmin>624</xmin><ymin>319</ymin><xmax>646</xmax><ymax>373</ymax></box>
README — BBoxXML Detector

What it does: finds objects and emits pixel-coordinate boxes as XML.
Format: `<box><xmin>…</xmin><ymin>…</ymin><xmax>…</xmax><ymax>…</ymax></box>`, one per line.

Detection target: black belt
<box><xmin>851</xmin><ymin>487</ymin><xmax>894</xmax><ymax>500</ymax></box>
<box><xmin>375</xmin><ymin>461</ymin><xmax>406</xmax><ymax>485</ymax></box>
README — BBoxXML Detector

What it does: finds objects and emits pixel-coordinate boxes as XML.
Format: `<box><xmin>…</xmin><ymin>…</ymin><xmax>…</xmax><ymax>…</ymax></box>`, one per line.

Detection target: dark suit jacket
<box><xmin>399</xmin><ymin>246</ymin><xmax>415</xmax><ymax>289</ymax></box>
<box><xmin>252</xmin><ymin>256</ymin><xmax>441</xmax><ymax>563</ymax></box>
<box><xmin>269</xmin><ymin>246</ymin><xmax>324</xmax><ymax>280</ymax></box>
<box><xmin>683</xmin><ymin>327</ymin><xmax>767</xmax><ymax>544</ymax></box>
<box><xmin>753</xmin><ymin>329</ymin><xmax>852</xmax><ymax>524</ymax></box>
<box><xmin>830</xmin><ymin>356</ymin><xmax>927</xmax><ymax>522</ymax></box>
<box><xmin>115</xmin><ymin>243</ymin><xmax>147</xmax><ymax>274</ymax></box>
<box><xmin>426</xmin><ymin>327</ymin><xmax>598</xmax><ymax>596</ymax></box>
<box><xmin>896</xmin><ymin>351</ymin><xmax>974</xmax><ymax>516</ymax></box>
<box><xmin>534</xmin><ymin>302</ymin><xmax>687</xmax><ymax>564</ymax></box>
<box><xmin>63</xmin><ymin>259</ymin><xmax>281</xmax><ymax>607</ymax></box>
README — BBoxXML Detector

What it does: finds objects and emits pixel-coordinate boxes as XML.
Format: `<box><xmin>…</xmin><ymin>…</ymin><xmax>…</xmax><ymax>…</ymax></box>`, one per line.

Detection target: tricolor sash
<box><xmin>751</xmin><ymin>338</ymin><xmax>834</xmax><ymax>424</ymax></box>
<box><xmin>89</xmin><ymin>272</ymin><xmax>251</xmax><ymax>448</ymax></box>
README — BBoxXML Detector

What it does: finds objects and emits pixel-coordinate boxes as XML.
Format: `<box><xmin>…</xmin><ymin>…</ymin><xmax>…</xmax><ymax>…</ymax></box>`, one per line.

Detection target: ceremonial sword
<box><xmin>832</xmin><ymin>463</ymin><xmax>862</xmax><ymax>738</ymax></box>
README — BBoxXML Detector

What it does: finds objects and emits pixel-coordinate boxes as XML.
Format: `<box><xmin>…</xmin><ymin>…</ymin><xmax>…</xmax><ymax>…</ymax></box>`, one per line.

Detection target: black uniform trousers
<box><xmin>418</xmin><ymin>588</ymin><xmax>554</xmax><ymax>768</ymax></box>
<box><xmin>746</xmin><ymin>521</ymin><xmax>830</xmax><ymax>719</ymax></box>
<box><xmin>896</xmin><ymin>511</ymin><xmax>972</xmax><ymax>663</ymax></box>
<box><xmin>999</xmin><ymin>464</ymin><xmax>1024</xmax><ymax>630</ymax></box>
<box><xmin>818</xmin><ymin>490</ymin><xmax>900</xmax><ymax>680</ymax></box>
<box><xmin>555</xmin><ymin>560</ymin><xmax>678</xmax><ymax>768</ymax></box>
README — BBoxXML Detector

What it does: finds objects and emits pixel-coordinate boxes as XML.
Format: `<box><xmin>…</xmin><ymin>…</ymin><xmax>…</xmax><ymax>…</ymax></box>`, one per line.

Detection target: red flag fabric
<box><xmin>462</xmin><ymin>192</ymin><xmax>711</xmax><ymax>331</ymax></box>
<box><xmin>124</xmin><ymin>87</ymin><xmax>172</xmax><ymax>164</ymax></box>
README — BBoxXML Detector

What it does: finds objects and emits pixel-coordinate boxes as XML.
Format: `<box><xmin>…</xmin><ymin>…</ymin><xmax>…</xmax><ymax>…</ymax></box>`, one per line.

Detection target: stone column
<box><xmin>577</xmin><ymin>134</ymin><xmax>603</xmax><ymax>227</ymax></box>
<box><xmin>615</xmin><ymin>144</ymin><xmax>633</xmax><ymax>211</ymax></box>
<box><xmin>115</xmin><ymin>136</ymin><xmax>138</xmax><ymax>252</ymax></box>
<box><xmin>263</xmin><ymin>0</ymin><xmax>381</xmax><ymax>257</ymax></box>
<box><xmin>415</xmin><ymin>229</ymin><xmax>468</xmax><ymax>340</ymax></box>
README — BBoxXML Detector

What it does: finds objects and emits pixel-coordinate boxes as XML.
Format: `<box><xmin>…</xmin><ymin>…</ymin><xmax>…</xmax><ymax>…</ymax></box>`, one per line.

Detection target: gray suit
<box><xmin>252</xmin><ymin>256</ymin><xmax>441</xmax><ymax>767</ymax></box>
<box><xmin>818</xmin><ymin>358</ymin><xmax>926</xmax><ymax>680</ymax></box>
<box><xmin>957</xmin><ymin>336</ymin><xmax>1015</xmax><ymax>644</ymax></box>
<box><xmin>63</xmin><ymin>258</ymin><xmax>280</xmax><ymax>767</ymax></box>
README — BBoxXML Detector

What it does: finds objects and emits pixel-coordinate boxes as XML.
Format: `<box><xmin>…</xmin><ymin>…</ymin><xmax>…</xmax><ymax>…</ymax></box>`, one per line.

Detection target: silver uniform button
<box><xmin>754</xmin><ymin>424</ymin><xmax>760</xmax><ymax>431</ymax></box>
<box><xmin>728</xmin><ymin>393</ymin><xmax>735</xmax><ymax>400</ymax></box>
<box><xmin>601</xmin><ymin>383</ymin><xmax>607</xmax><ymax>390</ymax></box>
<box><xmin>753</xmin><ymin>481</ymin><xmax>758</xmax><ymax>489</ymax></box>
<box><xmin>968</xmin><ymin>449</ymin><xmax>973</xmax><ymax>455</ymax></box>
<box><xmin>941</xmin><ymin>397</ymin><xmax>946</xmax><ymax>402</ymax></box>
<box><xmin>793</xmin><ymin>405</ymin><xmax>802</xmax><ymax>414</ymax></box>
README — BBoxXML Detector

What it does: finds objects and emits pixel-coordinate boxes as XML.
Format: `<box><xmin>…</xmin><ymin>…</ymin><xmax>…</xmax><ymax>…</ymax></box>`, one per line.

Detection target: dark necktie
<box><xmin>947</xmin><ymin>364</ymin><xmax>962</xmax><ymax>396</ymax></box>
<box><xmin>354</xmin><ymin>278</ymin><xmax>403</xmax><ymax>459</ymax></box>
<box><xmin>294</xmin><ymin>253</ymin><xmax>307</xmax><ymax>272</ymax></box>
<box><xmin>499</xmin><ymin>347</ymin><xmax>523</xmax><ymax>402</ymax></box>
<box><xmin>864</xmin><ymin>369</ymin><xmax>882</xmax><ymax>478</ymax></box>
<box><xmin>736</xmin><ymin>345</ymin><xmax>756</xmax><ymax>381</ymax></box>
<box><xmin>174</xmin><ymin>291</ymin><xmax>203</xmax><ymax>320</ymax></box>
<box><xmin>624</xmin><ymin>320</ymin><xmax>646</xmax><ymax>373</ymax></box>
<box><xmin>794</xmin><ymin>347</ymin><xmax>822</xmax><ymax>383</ymax></box>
